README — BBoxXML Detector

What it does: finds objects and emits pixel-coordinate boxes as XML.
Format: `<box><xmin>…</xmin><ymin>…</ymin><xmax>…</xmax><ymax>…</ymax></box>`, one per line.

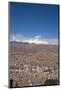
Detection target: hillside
<box><xmin>9</xmin><ymin>41</ymin><xmax>59</xmax><ymax>87</ymax></box>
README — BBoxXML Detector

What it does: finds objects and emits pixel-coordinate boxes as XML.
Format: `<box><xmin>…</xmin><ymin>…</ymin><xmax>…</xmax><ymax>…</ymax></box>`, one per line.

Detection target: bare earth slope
<box><xmin>9</xmin><ymin>41</ymin><xmax>59</xmax><ymax>87</ymax></box>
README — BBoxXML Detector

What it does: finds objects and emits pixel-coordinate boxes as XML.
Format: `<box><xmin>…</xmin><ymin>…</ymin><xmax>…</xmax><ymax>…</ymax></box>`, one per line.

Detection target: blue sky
<box><xmin>9</xmin><ymin>2</ymin><xmax>59</xmax><ymax>44</ymax></box>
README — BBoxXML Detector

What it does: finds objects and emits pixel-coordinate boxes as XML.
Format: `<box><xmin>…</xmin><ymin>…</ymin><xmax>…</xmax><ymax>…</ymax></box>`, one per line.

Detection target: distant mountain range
<box><xmin>10</xmin><ymin>39</ymin><xmax>58</xmax><ymax>45</ymax></box>
<box><xmin>10</xmin><ymin>41</ymin><xmax>58</xmax><ymax>54</ymax></box>
<box><xmin>10</xmin><ymin>35</ymin><xmax>58</xmax><ymax>45</ymax></box>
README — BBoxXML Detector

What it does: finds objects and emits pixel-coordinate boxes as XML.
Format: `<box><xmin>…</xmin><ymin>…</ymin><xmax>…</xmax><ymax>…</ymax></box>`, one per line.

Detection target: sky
<box><xmin>9</xmin><ymin>2</ymin><xmax>59</xmax><ymax>44</ymax></box>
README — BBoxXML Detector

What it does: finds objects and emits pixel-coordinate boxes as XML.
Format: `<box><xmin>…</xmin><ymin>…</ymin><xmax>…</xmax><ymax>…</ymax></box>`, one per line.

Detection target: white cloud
<box><xmin>23</xmin><ymin>35</ymin><xmax>48</xmax><ymax>44</ymax></box>
<box><xmin>10</xmin><ymin>34</ymin><xmax>58</xmax><ymax>45</ymax></box>
<box><xmin>10</xmin><ymin>34</ymin><xmax>27</xmax><ymax>42</ymax></box>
